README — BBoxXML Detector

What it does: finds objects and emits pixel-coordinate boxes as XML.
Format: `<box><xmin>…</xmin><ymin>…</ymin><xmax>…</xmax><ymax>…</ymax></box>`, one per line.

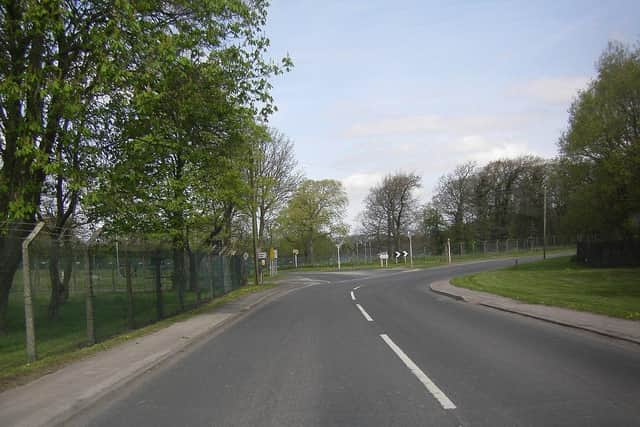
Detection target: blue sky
<box><xmin>264</xmin><ymin>0</ymin><xmax>640</xmax><ymax>227</ymax></box>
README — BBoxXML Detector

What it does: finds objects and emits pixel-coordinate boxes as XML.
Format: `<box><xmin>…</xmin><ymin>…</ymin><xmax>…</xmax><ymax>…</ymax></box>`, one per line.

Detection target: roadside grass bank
<box><xmin>280</xmin><ymin>246</ymin><xmax>574</xmax><ymax>272</ymax></box>
<box><xmin>0</xmin><ymin>283</ymin><xmax>276</xmax><ymax>391</ymax></box>
<box><xmin>451</xmin><ymin>256</ymin><xmax>640</xmax><ymax>320</ymax></box>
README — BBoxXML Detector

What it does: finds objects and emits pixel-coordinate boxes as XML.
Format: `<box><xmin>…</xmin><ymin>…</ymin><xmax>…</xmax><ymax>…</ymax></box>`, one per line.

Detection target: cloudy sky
<box><xmin>264</xmin><ymin>0</ymin><xmax>640</xmax><ymax>228</ymax></box>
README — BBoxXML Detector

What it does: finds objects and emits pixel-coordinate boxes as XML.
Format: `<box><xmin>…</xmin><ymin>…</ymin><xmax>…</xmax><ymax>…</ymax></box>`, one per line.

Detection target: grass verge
<box><xmin>0</xmin><ymin>283</ymin><xmax>276</xmax><ymax>391</ymax></box>
<box><xmin>451</xmin><ymin>256</ymin><xmax>640</xmax><ymax>320</ymax></box>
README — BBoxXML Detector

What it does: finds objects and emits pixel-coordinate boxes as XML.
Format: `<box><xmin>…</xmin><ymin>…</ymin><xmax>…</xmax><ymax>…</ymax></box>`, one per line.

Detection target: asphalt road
<box><xmin>78</xmin><ymin>258</ymin><xmax>640</xmax><ymax>426</ymax></box>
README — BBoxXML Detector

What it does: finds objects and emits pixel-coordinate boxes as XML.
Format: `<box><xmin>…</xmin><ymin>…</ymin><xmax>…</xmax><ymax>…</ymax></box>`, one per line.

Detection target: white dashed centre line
<box><xmin>356</xmin><ymin>304</ymin><xmax>373</xmax><ymax>321</ymax></box>
<box><xmin>380</xmin><ymin>334</ymin><xmax>456</xmax><ymax>410</ymax></box>
<box><xmin>350</xmin><ymin>291</ymin><xmax>356</xmax><ymax>301</ymax></box>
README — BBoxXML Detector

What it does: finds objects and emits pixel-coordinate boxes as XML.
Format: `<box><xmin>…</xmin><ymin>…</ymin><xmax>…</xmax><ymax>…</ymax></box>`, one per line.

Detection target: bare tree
<box><xmin>253</xmin><ymin>129</ymin><xmax>303</xmax><ymax>247</ymax></box>
<box><xmin>361</xmin><ymin>172</ymin><xmax>421</xmax><ymax>253</ymax></box>
<box><xmin>433</xmin><ymin>162</ymin><xmax>477</xmax><ymax>241</ymax></box>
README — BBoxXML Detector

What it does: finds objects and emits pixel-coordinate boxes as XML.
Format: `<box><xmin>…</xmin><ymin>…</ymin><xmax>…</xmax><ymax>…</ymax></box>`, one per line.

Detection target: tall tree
<box><xmin>559</xmin><ymin>41</ymin><xmax>640</xmax><ymax>239</ymax></box>
<box><xmin>0</xmin><ymin>1</ymin><xmax>135</xmax><ymax>331</ymax></box>
<box><xmin>361</xmin><ymin>172</ymin><xmax>421</xmax><ymax>253</ymax></box>
<box><xmin>276</xmin><ymin>179</ymin><xmax>348</xmax><ymax>263</ymax></box>
<box><xmin>433</xmin><ymin>163</ymin><xmax>476</xmax><ymax>242</ymax></box>
<box><xmin>249</xmin><ymin>128</ymin><xmax>302</xmax><ymax>248</ymax></box>
<box><xmin>419</xmin><ymin>203</ymin><xmax>447</xmax><ymax>254</ymax></box>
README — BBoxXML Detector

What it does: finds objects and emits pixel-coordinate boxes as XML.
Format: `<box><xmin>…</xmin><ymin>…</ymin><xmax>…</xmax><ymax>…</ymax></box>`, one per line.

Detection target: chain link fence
<box><xmin>2</xmin><ymin>227</ymin><xmax>252</xmax><ymax>365</ymax></box>
<box><xmin>275</xmin><ymin>236</ymin><xmax>573</xmax><ymax>269</ymax></box>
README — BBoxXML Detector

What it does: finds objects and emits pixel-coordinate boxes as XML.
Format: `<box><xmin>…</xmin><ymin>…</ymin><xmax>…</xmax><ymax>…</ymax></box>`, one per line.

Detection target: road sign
<box><xmin>379</xmin><ymin>253</ymin><xmax>389</xmax><ymax>260</ymax></box>
<box><xmin>402</xmin><ymin>250</ymin><xmax>408</xmax><ymax>257</ymax></box>
<box><xmin>257</xmin><ymin>251</ymin><xmax>267</xmax><ymax>260</ymax></box>
<box><xmin>292</xmin><ymin>249</ymin><xmax>299</xmax><ymax>255</ymax></box>
<box><xmin>395</xmin><ymin>251</ymin><xmax>401</xmax><ymax>258</ymax></box>
<box><xmin>243</xmin><ymin>252</ymin><xmax>249</xmax><ymax>261</ymax></box>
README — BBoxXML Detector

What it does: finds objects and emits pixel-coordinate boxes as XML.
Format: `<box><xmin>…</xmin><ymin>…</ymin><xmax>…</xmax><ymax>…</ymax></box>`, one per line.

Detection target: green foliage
<box><xmin>558</xmin><ymin>41</ymin><xmax>640</xmax><ymax>239</ymax></box>
<box><xmin>276</xmin><ymin>179</ymin><xmax>348</xmax><ymax>260</ymax></box>
<box><xmin>0</xmin><ymin>0</ymin><xmax>291</xmax><ymax>332</ymax></box>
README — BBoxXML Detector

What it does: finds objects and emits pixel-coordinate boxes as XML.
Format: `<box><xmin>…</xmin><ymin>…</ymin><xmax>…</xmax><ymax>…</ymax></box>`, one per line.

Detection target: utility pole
<box><xmin>408</xmin><ymin>232</ymin><xmax>413</xmax><ymax>267</ymax></box>
<box><xmin>543</xmin><ymin>186</ymin><xmax>547</xmax><ymax>260</ymax></box>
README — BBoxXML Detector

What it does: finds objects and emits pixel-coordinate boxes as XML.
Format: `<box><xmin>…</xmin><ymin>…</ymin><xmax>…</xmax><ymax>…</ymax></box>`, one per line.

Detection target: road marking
<box><xmin>380</xmin><ymin>334</ymin><xmax>456</xmax><ymax>410</ymax></box>
<box><xmin>356</xmin><ymin>304</ymin><xmax>373</xmax><ymax>321</ymax></box>
<box><xmin>350</xmin><ymin>291</ymin><xmax>356</xmax><ymax>301</ymax></box>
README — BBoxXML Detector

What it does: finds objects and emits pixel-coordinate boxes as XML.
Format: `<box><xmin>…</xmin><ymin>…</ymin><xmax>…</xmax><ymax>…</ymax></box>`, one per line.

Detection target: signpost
<box><xmin>293</xmin><ymin>249</ymin><xmax>299</xmax><ymax>268</ymax></box>
<box><xmin>336</xmin><ymin>242</ymin><xmax>343</xmax><ymax>271</ymax></box>
<box><xmin>257</xmin><ymin>251</ymin><xmax>267</xmax><ymax>284</ymax></box>
<box><xmin>379</xmin><ymin>252</ymin><xmax>389</xmax><ymax>268</ymax></box>
<box><xmin>402</xmin><ymin>250</ymin><xmax>408</xmax><ymax>264</ymax></box>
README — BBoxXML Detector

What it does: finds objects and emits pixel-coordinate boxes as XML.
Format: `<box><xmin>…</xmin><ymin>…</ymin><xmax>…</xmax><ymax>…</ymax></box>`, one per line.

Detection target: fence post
<box><xmin>85</xmin><ymin>230</ymin><xmax>101</xmax><ymax>345</ymax></box>
<box><xmin>152</xmin><ymin>253</ymin><xmax>164</xmax><ymax>320</ymax></box>
<box><xmin>85</xmin><ymin>246</ymin><xmax>96</xmax><ymax>345</ymax></box>
<box><xmin>22</xmin><ymin>221</ymin><xmax>45</xmax><ymax>362</ymax></box>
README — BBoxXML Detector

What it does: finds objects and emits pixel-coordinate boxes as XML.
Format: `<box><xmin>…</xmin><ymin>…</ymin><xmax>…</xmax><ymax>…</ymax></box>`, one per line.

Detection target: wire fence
<box><xmin>2</xmin><ymin>226</ymin><xmax>252</xmax><ymax>364</ymax></box>
<box><xmin>276</xmin><ymin>236</ymin><xmax>573</xmax><ymax>269</ymax></box>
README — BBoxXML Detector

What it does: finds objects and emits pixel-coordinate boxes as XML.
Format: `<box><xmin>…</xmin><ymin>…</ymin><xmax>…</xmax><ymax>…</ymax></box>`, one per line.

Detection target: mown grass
<box><xmin>451</xmin><ymin>256</ymin><xmax>640</xmax><ymax>320</ymax></box>
<box><xmin>0</xmin><ymin>283</ymin><xmax>275</xmax><ymax>390</ymax></box>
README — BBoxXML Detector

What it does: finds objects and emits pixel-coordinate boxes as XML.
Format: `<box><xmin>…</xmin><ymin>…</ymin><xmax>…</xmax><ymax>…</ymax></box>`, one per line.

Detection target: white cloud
<box><xmin>453</xmin><ymin>135</ymin><xmax>533</xmax><ymax>163</ymax></box>
<box><xmin>334</xmin><ymin>109</ymin><xmax>552</xmax><ymax>227</ymax></box>
<box><xmin>336</xmin><ymin>133</ymin><xmax>537</xmax><ymax>228</ymax></box>
<box><xmin>509</xmin><ymin>76</ymin><xmax>590</xmax><ymax>104</ymax></box>
<box><xmin>341</xmin><ymin>172</ymin><xmax>385</xmax><ymax>229</ymax></box>
<box><xmin>343</xmin><ymin>113</ymin><xmax>535</xmax><ymax>138</ymax></box>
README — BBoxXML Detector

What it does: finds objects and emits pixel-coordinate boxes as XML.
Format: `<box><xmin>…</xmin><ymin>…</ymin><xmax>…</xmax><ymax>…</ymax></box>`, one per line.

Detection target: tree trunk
<box><xmin>0</xmin><ymin>226</ymin><xmax>32</xmax><ymax>334</ymax></box>
<box><xmin>306</xmin><ymin>235</ymin><xmax>314</xmax><ymax>265</ymax></box>
<box><xmin>48</xmin><ymin>238</ymin><xmax>62</xmax><ymax>319</ymax></box>
<box><xmin>48</xmin><ymin>229</ymin><xmax>73</xmax><ymax>319</ymax></box>
<box><xmin>61</xmin><ymin>234</ymin><xmax>73</xmax><ymax>301</ymax></box>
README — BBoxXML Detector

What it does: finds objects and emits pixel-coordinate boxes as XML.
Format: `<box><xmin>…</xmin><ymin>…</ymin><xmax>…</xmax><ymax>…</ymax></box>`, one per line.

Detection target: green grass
<box><xmin>451</xmin><ymin>256</ymin><xmax>640</xmax><ymax>320</ymax></box>
<box><xmin>0</xmin><ymin>283</ymin><xmax>276</xmax><ymax>390</ymax></box>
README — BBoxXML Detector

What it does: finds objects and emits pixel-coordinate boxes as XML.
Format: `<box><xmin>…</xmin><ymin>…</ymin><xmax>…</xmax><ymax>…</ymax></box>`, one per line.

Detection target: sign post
<box><xmin>336</xmin><ymin>242</ymin><xmax>343</xmax><ymax>271</ymax></box>
<box><xmin>379</xmin><ymin>252</ymin><xmax>389</xmax><ymax>268</ymax></box>
<box><xmin>257</xmin><ymin>251</ymin><xmax>267</xmax><ymax>284</ymax></box>
<box><xmin>293</xmin><ymin>249</ymin><xmax>299</xmax><ymax>268</ymax></box>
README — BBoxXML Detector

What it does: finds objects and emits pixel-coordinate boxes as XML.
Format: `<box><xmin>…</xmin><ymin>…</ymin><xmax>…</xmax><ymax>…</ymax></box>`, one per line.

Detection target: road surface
<box><xmin>77</xmin><ymin>258</ymin><xmax>640</xmax><ymax>426</ymax></box>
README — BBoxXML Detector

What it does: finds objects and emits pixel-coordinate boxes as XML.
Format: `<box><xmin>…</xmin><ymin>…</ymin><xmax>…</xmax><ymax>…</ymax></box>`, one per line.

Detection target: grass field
<box><xmin>0</xmin><ymin>282</ymin><xmax>272</xmax><ymax>390</ymax></box>
<box><xmin>451</xmin><ymin>256</ymin><xmax>640</xmax><ymax>320</ymax></box>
